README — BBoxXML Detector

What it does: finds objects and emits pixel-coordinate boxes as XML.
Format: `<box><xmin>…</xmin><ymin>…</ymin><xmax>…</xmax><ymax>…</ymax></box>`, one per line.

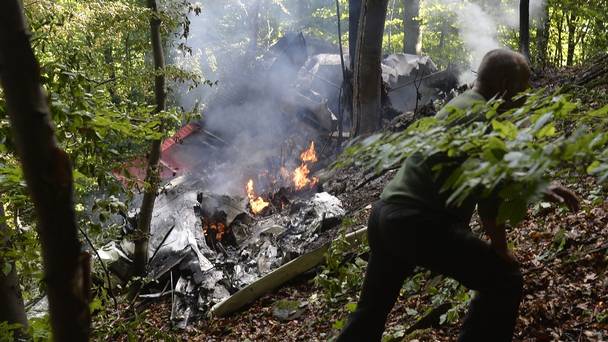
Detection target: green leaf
<box><xmin>332</xmin><ymin>319</ymin><xmax>345</xmax><ymax>330</ymax></box>
<box><xmin>536</xmin><ymin>123</ymin><xmax>557</xmax><ymax>138</ymax></box>
<box><xmin>491</xmin><ymin>120</ymin><xmax>518</xmax><ymax>140</ymax></box>
<box><xmin>2</xmin><ymin>262</ymin><xmax>12</xmax><ymax>276</ymax></box>
<box><xmin>345</xmin><ymin>302</ymin><xmax>357</xmax><ymax>313</ymax></box>
<box><xmin>588</xmin><ymin>105</ymin><xmax>608</xmax><ymax>117</ymax></box>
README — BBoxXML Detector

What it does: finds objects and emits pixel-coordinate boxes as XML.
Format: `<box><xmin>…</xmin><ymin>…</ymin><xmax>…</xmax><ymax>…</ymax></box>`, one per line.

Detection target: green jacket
<box><xmin>380</xmin><ymin>90</ymin><xmax>486</xmax><ymax>222</ymax></box>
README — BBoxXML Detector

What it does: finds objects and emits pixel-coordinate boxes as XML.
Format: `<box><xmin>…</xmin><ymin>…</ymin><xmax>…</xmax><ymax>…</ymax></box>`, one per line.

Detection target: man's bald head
<box><xmin>474</xmin><ymin>49</ymin><xmax>531</xmax><ymax>108</ymax></box>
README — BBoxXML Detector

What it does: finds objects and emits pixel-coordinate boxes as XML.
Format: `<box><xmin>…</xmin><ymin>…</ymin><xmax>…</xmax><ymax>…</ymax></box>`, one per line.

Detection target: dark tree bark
<box><xmin>348</xmin><ymin>0</ymin><xmax>362</xmax><ymax>71</ymax></box>
<box><xmin>0</xmin><ymin>1</ymin><xmax>90</xmax><ymax>340</ymax></box>
<box><xmin>341</xmin><ymin>0</ymin><xmax>362</xmax><ymax>136</ymax></box>
<box><xmin>519</xmin><ymin>0</ymin><xmax>531</xmax><ymax>63</ymax></box>
<box><xmin>352</xmin><ymin>0</ymin><xmax>389</xmax><ymax>136</ymax></box>
<box><xmin>554</xmin><ymin>10</ymin><xmax>564</xmax><ymax>66</ymax></box>
<box><xmin>0</xmin><ymin>204</ymin><xmax>28</xmax><ymax>336</ymax></box>
<box><xmin>403</xmin><ymin>0</ymin><xmax>421</xmax><ymax>55</ymax></box>
<box><xmin>133</xmin><ymin>0</ymin><xmax>167</xmax><ymax>278</ymax></box>
<box><xmin>536</xmin><ymin>3</ymin><xmax>550</xmax><ymax>68</ymax></box>
<box><xmin>566</xmin><ymin>12</ymin><xmax>578</xmax><ymax>66</ymax></box>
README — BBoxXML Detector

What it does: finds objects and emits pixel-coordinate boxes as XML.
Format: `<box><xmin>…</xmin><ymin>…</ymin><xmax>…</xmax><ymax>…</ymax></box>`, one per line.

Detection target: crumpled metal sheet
<box><xmin>382</xmin><ymin>53</ymin><xmax>438</xmax><ymax>85</ymax></box>
<box><xmin>167</xmin><ymin>191</ymin><xmax>345</xmax><ymax>328</ymax></box>
<box><xmin>148</xmin><ymin>176</ymin><xmax>217</xmax><ymax>274</ymax></box>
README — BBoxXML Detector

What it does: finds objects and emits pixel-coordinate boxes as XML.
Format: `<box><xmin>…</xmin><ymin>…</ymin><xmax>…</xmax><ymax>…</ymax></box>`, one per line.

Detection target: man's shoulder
<box><xmin>436</xmin><ymin>90</ymin><xmax>486</xmax><ymax>119</ymax></box>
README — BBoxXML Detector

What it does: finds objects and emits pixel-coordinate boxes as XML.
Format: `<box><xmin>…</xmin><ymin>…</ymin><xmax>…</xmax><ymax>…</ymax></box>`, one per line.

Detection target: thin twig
<box><xmin>78</xmin><ymin>227</ymin><xmax>118</xmax><ymax>309</ymax></box>
<box><xmin>335</xmin><ymin>0</ymin><xmax>348</xmax><ymax>153</ymax></box>
<box><xmin>147</xmin><ymin>224</ymin><xmax>176</xmax><ymax>267</ymax></box>
<box><xmin>170</xmin><ymin>271</ymin><xmax>175</xmax><ymax>322</ymax></box>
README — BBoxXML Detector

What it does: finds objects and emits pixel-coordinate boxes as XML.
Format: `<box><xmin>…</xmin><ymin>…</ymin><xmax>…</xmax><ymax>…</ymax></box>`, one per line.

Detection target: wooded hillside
<box><xmin>0</xmin><ymin>0</ymin><xmax>606</xmax><ymax>341</ymax></box>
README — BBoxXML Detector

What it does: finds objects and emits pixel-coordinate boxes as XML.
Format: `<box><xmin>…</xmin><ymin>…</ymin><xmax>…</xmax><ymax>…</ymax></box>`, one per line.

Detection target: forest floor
<box><xmin>107</xmin><ymin>174</ymin><xmax>607</xmax><ymax>342</ymax></box>
<box><xmin>97</xmin><ymin>67</ymin><xmax>608</xmax><ymax>342</ymax></box>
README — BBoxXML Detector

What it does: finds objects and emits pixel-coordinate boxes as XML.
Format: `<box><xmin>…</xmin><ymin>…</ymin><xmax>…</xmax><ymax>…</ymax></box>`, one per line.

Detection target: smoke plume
<box><xmin>429</xmin><ymin>0</ymin><xmax>546</xmax><ymax>84</ymax></box>
<box><xmin>170</xmin><ymin>1</ymin><xmax>328</xmax><ymax>196</ymax></box>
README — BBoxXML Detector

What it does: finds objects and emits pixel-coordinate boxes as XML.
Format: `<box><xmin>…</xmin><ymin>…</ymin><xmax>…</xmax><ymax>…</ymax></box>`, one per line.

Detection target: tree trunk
<box><xmin>555</xmin><ymin>11</ymin><xmax>564</xmax><ymax>66</ymax></box>
<box><xmin>577</xmin><ymin>20</ymin><xmax>590</xmax><ymax>62</ymax></box>
<box><xmin>133</xmin><ymin>0</ymin><xmax>167</xmax><ymax>278</ymax></box>
<box><xmin>439</xmin><ymin>20</ymin><xmax>447</xmax><ymax>51</ymax></box>
<box><xmin>0</xmin><ymin>204</ymin><xmax>28</xmax><ymax>336</ymax></box>
<box><xmin>343</xmin><ymin>0</ymin><xmax>362</xmax><ymax>133</ymax></box>
<box><xmin>403</xmin><ymin>0</ymin><xmax>421</xmax><ymax>55</ymax></box>
<box><xmin>536</xmin><ymin>2</ymin><xmax>550</xmax><ymax>68</ymax></box>
<box><xmin>352</xmin><ymin>0</ymin><xmax>389</xmax><ymax>137</ymax></box>
<box><xmin>566</xmin><ymin>12</ymin><xmax>577</xmax><ymax>66</ymax></box>
<box><xmin>247</xmin><ymin>0</ymin><xmax>262</xmax><ymax>63</ymax></box>
<box><xmin>519</xmin><ymin>0</ymin><xmax>531</xmax><ymax>63</ymax></box>
<box><xmin>348</xmin><ymin>0</ymin><xmax>362</xmax><ymax>71</ymax></box>
<box><xmin>0</xmin><ymin>1</ymin><xmax>90</xmax><ymax>340</ymax></box>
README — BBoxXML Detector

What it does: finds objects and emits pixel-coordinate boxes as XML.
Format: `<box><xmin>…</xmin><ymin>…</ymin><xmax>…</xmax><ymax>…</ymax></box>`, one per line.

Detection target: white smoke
<box><xmin>428</xmin><ymin>0</ymin><xmax>546</xmax><ymax>84</ymax></box>
<box><xmin>167</xmin><ymin>1</ymin><xmax>337</xmax><ymax>195</ymax></box>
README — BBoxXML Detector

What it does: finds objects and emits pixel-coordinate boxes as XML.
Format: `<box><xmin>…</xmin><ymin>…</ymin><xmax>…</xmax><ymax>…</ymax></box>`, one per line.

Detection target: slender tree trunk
<box><xmin>403</xmin><ymin>0</ymin><xmax>421</xmax><ymax>55</ymax></box>
<box><xmin>0</xmin><ymin>1</ymin><xmax>90</xmax><ymax>340</ymax></box>
<box><xmin>519</xmin><ymin>0</ymin><xmax>531</xmax><ymax>63</ymax></box>
<box><xmin>556</xmin><ymin>11</ymin><xmax>564</xmax><ymax>66</ymax></box>
<box><xmin>352</xmin><ymin>0</ymin><xmax>389</xmax><ymax>136</ymax></box>
<box><xmin>247</xmin><ymin>0</ymin><xmax>261</xmax><ymax>63</ymax></box>
<box><xmin>439</xmin><ymin>21</ymin><xmax>447</xmax><ymax>50</ymax></box>
<box><xmin>566</xmin><ymin>12</ymin><xmax>577</xmax><ymax>66</ymax></box>
<box><xmin>348</xmin><ymin>0</ymin><xmax>361</xmax><ymax>70</ymax></box>
<box><xmin>133</xmin><ymin>0</ymin><xmax>167</xmax><ymax>278</ymax></box>
<box><xmin>536</xmin><ymin>2</ymin><xmax>550</xmax><ymax>68</ymax></box>
<box><xmin>104</xmin><ymin>47</ymin><xmax>120</xmax><ymax>104</ymax></box>
<box><xmin>0</xmin><ymin>204</ymin><xmax>28</xmax><ymax>336</ymax></box>
<box><xmin>578</xmin><ymin>21</ymin><xmax>590</xmax><ymax>62</ymax></box>
<box><xmin>349</xmin><ymin>0</ymin><xmax>362</xmax><ymax>71</ymax></box>
<box><xmin>344</xmin><ymin>0</ymin><xmax>362</xmax><ymax>130</ymax></box>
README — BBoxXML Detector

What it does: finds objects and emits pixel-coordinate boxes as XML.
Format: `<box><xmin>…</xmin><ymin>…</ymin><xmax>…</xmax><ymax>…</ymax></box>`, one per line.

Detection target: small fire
<box><xmin>204</xmin><ymin>222</ymin><xmax>226</xmax><ymax>241</ymax></box>
<box><xmin>293</xmin><ymin>163</ymin><xmax>318</xmax><ymax>190</ymax></box>
<box><xmin>246</xmin><ymin>179</ymin><xmax>270</xmax><ymax>214</ymax></box>
<box><xmin>300</xmin><ymin>141</ymin><xmax>318</xmax><ymax>163</ymax></box>
<box><xmin>244</xmin><ymin>141</ymin><xmax>319</xmax><ymax>215</ymax></box>
<box><xmin>293</xmin><ymin>141</ymin><xmax>318</xmax><ymax>190</ymax></box>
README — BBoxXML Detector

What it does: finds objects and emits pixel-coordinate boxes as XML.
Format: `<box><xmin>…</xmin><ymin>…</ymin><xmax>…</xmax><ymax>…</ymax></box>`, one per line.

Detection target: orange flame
<box><xmin>246</xmin><ymin>179</ymin><xmax>270</xmax><ymax>214</ymax></box>
<box><xmin>292</xmin><ymin>141</ymin><xmax>318</xmax><ymax>190</ymax></box>
<box><xmin>300</xmin><ymin>141</ymin><xmax>318</xmax><ymax>163</ymax></box>
<box><xmin>204</xmin><ymin>222</ymin><xmax>226</xmax><ymax>241</ymax></box>
<box><xmin>293</xmin><ymin>163</ymin><xmax>318</xmax><ymax>190</ymax></box>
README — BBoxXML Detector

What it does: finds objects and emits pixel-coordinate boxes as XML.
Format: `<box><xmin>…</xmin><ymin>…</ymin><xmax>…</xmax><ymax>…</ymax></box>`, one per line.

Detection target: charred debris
<box><xmin>98</xmin><ymin>33</ymin><xmax>459</xmax><ymax>328</ymax></box>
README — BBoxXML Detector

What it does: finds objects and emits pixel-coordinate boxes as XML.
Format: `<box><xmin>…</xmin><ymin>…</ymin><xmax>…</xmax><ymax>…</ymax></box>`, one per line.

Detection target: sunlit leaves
<box><xmin>335</xmin><ymin>89</ymin><xmax>608</xmax><ymax>225</ymax></box>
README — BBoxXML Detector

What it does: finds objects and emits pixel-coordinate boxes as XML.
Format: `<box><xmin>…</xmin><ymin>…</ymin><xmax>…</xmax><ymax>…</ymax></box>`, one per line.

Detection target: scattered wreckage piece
<box><xmin>125</xmin><ymin>173</ymin><xmax>350</xmax><ymax>328</ymax></box>
<box><xmin>209</xmin><ymin>226</ymin><xmax>367</xmax><ymax>317</ymax></box>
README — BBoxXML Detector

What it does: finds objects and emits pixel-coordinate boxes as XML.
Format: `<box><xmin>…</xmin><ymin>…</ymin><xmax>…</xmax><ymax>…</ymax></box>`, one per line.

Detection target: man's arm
<box><xmin>478</xmin><ymin>200</ymin><xmax>517</xmax><ymax>265</ymax></box>
<box><xmin>543</xmin><ymin>181</ymin><xmax>581</xmax><ymax>212</ymax></box>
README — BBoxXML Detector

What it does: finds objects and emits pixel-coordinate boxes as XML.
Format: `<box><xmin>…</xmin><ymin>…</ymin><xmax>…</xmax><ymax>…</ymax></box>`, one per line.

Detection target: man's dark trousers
<box><xmin>337</xmin><ymin>200</ymin><xmax>523</xmax><ymax>342</ymax></box>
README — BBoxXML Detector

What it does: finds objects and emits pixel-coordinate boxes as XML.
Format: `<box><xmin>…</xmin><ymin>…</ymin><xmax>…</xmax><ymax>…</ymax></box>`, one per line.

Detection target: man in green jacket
<box><xmin>337</xmin><ymin>49</ymin><xmax>580</xmax><ymax>342</ymax></box>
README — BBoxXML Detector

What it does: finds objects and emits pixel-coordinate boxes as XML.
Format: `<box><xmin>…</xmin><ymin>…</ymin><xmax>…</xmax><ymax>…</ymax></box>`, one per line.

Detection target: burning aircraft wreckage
<box><xmin>96</xmin><ymin>33</ymin><xmax>459</xmax><ymax>327</ymax></box>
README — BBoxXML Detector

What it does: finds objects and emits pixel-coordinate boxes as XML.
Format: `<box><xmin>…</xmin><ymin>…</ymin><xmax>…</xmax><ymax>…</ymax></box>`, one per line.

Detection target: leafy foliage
<box><xmin>314</xmin><ymin>219</ymin><xmax>369</xmax><ymax>303</ymax></box>
<box><xmin>335</xmin><ymin>89</ymin><xmax>608</xmax><ymax>224</ymax></box>
<box><xmin>0</xmin><ymin>0</ymin><xmax>202</xmax><ymax>330</ymax></box>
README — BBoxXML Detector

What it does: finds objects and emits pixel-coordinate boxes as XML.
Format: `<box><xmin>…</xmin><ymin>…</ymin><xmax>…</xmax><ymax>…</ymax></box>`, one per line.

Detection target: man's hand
<box><xmin>543</xmin><ymin>182</ymin><xmax>581</xmax><ymax>212</ymax></box>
